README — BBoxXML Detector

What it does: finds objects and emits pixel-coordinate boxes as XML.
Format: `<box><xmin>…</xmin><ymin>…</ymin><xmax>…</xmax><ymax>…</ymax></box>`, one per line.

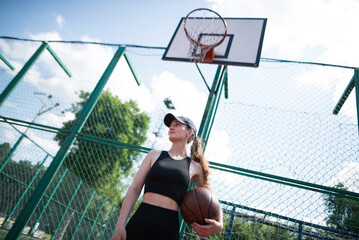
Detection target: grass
<box><xmin>0</xmin><ymin>227</ymin><xmax>51</xmax><ymax>240</ymax></box>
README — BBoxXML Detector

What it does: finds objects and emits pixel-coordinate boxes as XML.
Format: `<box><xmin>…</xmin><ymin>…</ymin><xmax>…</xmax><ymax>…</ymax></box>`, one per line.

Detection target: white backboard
<box><xmin>162</xmin><ymin>18</ymin><xmax>267</xmax><ymax>67</ymax></box>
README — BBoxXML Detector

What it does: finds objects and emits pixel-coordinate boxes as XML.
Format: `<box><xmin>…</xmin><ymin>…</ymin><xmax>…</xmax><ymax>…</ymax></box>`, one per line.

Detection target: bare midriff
<box><xmin>143</xmin><ymin>192</ymin><xmax>179</xmax><ymax>211</ymax></box>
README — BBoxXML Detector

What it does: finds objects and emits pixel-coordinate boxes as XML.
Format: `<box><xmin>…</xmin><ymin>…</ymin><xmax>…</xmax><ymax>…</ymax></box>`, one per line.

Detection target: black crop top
<box><xmin>144</xmin><ymin>151</ymin><xmax>191</xmax><ymax>205</ymax></box>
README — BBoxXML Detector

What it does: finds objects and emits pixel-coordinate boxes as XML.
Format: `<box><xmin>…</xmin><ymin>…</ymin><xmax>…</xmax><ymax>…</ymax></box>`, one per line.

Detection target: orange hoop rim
<box><xmin>183</xmin><ymin>8</ymin><xmax>227</xmax><ymax>49</ymax></box>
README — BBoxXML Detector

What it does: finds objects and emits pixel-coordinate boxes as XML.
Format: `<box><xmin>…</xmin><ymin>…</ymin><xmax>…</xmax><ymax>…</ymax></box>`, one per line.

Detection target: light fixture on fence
<box><xmin>164</xmin><ymin>97</ymin><xmax>175</xmax><ymax>110</ymax></box>
<box><xmin>34</xmin><ymin>92</ymin><xmax>62</xmax><ymax>116</ymax></box>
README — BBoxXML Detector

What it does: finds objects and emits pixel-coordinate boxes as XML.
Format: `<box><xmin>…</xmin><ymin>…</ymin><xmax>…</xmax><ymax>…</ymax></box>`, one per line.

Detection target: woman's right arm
<box><xmin>111</xmin><ymin>150</ymin><xmax>159</xmax><ymax>240</ymax></box>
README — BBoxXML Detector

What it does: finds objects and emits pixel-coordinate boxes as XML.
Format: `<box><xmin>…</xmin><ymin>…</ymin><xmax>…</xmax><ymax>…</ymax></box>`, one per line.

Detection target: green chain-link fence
<box><xmin>0</xmin><ymin>37</ymin><xmax>358</xmax><ymax>239</ymax></box>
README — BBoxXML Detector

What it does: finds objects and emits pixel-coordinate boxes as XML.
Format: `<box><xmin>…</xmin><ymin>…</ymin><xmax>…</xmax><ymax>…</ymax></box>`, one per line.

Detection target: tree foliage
<box><xmin>46</xmin><ymin>90</ymin><xmax>150</xmax><ymax>238</ymax></box>
<box><xmin>0</xmin><ymin>144</ymin><xmax>45</xmax><ymax>217</ymax></box>
<box><xmin>323</xmin><ymin>182</ymin><xmax>359</xmax><ymax>235</ymax></box>
<box><xmin>1</xmin><ymin>90</ymin><xmax>150</xmax><ymax>238</ymax></box>
<box><xmin>54</xmin><ymin>90</ymin><xmax>150</xmax><ymax>206</ymax></box>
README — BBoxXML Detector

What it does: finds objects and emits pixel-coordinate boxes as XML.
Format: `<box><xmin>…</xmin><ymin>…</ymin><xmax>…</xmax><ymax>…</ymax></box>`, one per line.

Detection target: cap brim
<box><xmin>164</xmin><ymin>113</ymin><xmax>176</xmax><ymax>127</ymax></box>
<box><xmin>164</xmin><ymin>113</ymin><xmax>186</xmax><ymax>127</ymax></box>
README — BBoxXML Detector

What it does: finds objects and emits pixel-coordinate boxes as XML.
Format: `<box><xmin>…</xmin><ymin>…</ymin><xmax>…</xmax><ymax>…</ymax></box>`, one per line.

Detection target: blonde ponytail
<box><xmin>190</xmin><ymin>136</ymin><xmax>210</xmax><ymax>187</ymax></box>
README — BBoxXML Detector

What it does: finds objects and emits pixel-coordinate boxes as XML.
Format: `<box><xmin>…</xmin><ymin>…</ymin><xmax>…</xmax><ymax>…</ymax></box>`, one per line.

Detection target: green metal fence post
<box><xmin>29</xmin><ymin>141</ymin><xmax>88</xmax><ymax>235</ymax></box>
<box><xmin>332</xmin><ymin>74</ymin><xmax>355</xmax><ymax>115</ymax></box>
<box><xmin>198</xmin><ymin>65</ymin><xmax>227</xmax><ymax>149</ymax></box>
<box><xmin>4</xmin><ymin>46</ymin><xmax>126</xmax><ymax>240</ymax></box>
<box><xmin>50</xmin><ymin>181</ymin><xmax>83</xmax><ymax>240</ymax></box>
<box><xmin>354</xmin><ymin>68</ymin><xmax>359</xmax><ymax>135</ymax></box>
<box><xmin>0</xmin><ymin>134</ymin><xmax>25</xmax><ymax>172</ymax></box>
<box><xmin>46</xmin><ymin>44</ymin><xmax>72</xmax><ymax>77</ymax></box>
<box><xmin>124</xmin><ymin>52</ymin><xmax>140</xmax><ymax>86</ymax></box>
<box><xmin>298</xmin><ymin>222</ymin><xmax>303</xmax><ymax>240</ymax></box>
<box><xmin>0</xmin><ymin>42</ymin><xmax>47</xmax><ymax>107</ymax></box>
<box><xmin>202</xmin><ymin>66</ymin><xmax>227</xmax><ymax>149</ymax></box>
<box><xmin>2</xmin><ymin>154</ymin><xmax>50</xmax><ymax>227</ymax></box>
<box><xmin>0</xmin><ymin>42</ymin><xmax>71</xmax><ymax>107</ymax></box>
<box><xmin>331</xmin><ymin>67</ymin><xmax>359</xmax><ymax>135</ymax></box>
<box><xmin>0</xmin><ymin>104</ymin><xmax>49</xmax><ymax>172</ymax></box>
<box><xmin>28</xmin><ymin>141</ymin><xmax>86</xmax><ymax>234</ymax></box>
<box><xmin>0</xmin><ymin>53</ymin><xmax>15</xmax><ymax>70</ymax></box>
<box><xmin>69</xmin><ymin>190</ymin><xmax>97</xmax><ymax>239</ymax></box>
<box><xmin>224</xmin><ymin>67</ymin><xmax>228</xmax><ymax>99</ymax></box>
<box><xmin>226</xmin><ymin>205</ymin><xmax>236</xmax><ymax>240</ymax></box>
<box><xmin>86</xmin><ymin>197</ymin><xmax>107</xmax><ymax>240</ymax></box>
<box><xmin>99</xmin><ymin>205</ymin><xmax>116</xmax><ymax>240</ymax></box>
<box><xmin>179</xmin><ymin>65</ymin><xmax>227</xmax><ymax>239</ymax></box>
<box><xmin>28</xmin><ymin>168</ymin><xmax>69</xmax><ymax>235</ymax></box>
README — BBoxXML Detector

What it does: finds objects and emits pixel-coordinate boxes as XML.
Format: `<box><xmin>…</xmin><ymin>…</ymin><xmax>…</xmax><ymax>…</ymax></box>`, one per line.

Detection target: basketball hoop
<box><xmin>184</xmin><ymin>8</ymin><xmax>227</xmax><ymax>63</ymax></box>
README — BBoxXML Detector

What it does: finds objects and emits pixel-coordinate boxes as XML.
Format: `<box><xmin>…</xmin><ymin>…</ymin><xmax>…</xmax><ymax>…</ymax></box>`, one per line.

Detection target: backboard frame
<box><xmin>162</xmin><ymin>17</ymin><xmax>267</xmax><ymax>67</ymax></box>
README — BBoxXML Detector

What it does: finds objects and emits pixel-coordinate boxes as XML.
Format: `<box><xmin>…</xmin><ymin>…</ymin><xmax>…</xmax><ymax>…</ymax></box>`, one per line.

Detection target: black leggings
<box><xmin>126</xmin><ymin>202</ymin><xmax>180</xmax><ymax>240</ymax></box>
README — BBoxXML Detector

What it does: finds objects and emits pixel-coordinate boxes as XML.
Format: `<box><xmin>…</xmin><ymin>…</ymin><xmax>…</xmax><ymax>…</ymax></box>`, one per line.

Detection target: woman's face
<box><xmin>168</xmin><ymin>119</ymin><xmax>192</xmax><ymax>142</ymax></box>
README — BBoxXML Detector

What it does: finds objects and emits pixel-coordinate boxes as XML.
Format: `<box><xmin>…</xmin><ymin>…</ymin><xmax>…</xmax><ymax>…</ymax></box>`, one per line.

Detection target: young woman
<box><xmin>111</xmin><ymin>113</ymin><xmax>223</xmax><ymax>240</ymax></box>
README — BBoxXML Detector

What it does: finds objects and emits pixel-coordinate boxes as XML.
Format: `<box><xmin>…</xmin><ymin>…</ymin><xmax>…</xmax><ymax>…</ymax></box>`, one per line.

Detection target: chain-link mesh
<box><xmin>0</xmin><ymin>37</ymin><xmax>358</xmax><ymax>239</ymax></box>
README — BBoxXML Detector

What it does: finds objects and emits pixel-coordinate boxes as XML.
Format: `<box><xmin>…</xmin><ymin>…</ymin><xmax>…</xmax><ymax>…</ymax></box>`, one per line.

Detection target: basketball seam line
<box><xmin>194</xmin><ymin>188</ymin><xmax>205</xmax><ymax>222</ymax></box>
<box><xmin>208</xmin><ymin>192</ymin><xmax>213</xmax><ymax>218</ymax></box>
<box><xmin>183</xmin><ymin>202</ymin><xmax>200</xmax><ymax>223</ymax></box>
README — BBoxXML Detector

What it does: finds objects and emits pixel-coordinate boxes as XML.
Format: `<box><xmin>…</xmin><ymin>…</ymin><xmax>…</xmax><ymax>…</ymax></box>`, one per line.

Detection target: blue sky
<box><xmin>1</xmin><ymin>0</ymin><xmax>359</xmax><ymax>66</ymax></box>
<box><xmin>0</xmin><ymin>0</ymin><xmax>211</xmax><ymax>47</ymax></box>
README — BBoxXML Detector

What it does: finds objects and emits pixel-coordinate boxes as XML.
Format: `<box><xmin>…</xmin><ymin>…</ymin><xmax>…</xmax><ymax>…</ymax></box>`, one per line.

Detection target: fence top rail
<box><xmin>0</xmin><ymin>36</ymin><xmax>166</xmax><ymax>50</ymax></box>
<box><xmin>0</xmin><ymin>36</ymin><xmax>357</xmax><ymax>69</ymax></box>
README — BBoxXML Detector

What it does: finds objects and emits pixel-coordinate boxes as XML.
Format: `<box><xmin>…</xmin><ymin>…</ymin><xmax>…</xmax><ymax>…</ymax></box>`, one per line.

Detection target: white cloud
<box><xmin>206</xmin><ymin>130</ymin><xmax>231</xmax><ymax>164</ymax></box>
<box><xmin>104</xmin><ymin>57</ymin><xmax>155</xmax><ymax>112</ymax></box>
<box><xmin>29</xmin><ymin>31</ymin><xmax>62</xmax><ymax>41</ymax></box>
<box><xmin>56</xmin><ymin>14</ymin><xmax>65</xmax><ymax>29</ymax></box>
<box><xmin>293</xmin><ymin>66</ymin><xmax>356</xmax><ymax>119</ymax></box>
<box><xmin>205</xmin><ymin>130</ymin><xmax>237</xmax><ymax>190</ymax></box>
<box><xmin>327</xmin><ymin>162</ymin><xmax>359</xmax><ymax>192</ymax></box>
<box><xmin>2</xmin><ymin>123</ymin><xmax>18</xmax><ymax>143</ymax></box>
<box><xmin>207</xmin><ymin>0</ymin><xmax>359</xmax><ymax>66</ymax></box>
<box><xmin>151</xmin><ymin>71</ymin><xmax>207</xmax><ymax>125</ymax></box>
<box><xmin>38</xmin><ymin>111</ymin><xmax>75</xmax><ymax>129</ymax></box>
<box><xmin>80</xmin><ymin>35</ymin><xmax>101</xmax><ymax>43</ymax></box>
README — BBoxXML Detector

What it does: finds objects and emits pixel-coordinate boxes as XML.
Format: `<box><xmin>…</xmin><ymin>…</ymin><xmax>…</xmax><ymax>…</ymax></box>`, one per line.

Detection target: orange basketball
<box><xmin>180</xmin><ymin>187</ymin><xmax>221</xmax><ymax>225</ymax></box>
